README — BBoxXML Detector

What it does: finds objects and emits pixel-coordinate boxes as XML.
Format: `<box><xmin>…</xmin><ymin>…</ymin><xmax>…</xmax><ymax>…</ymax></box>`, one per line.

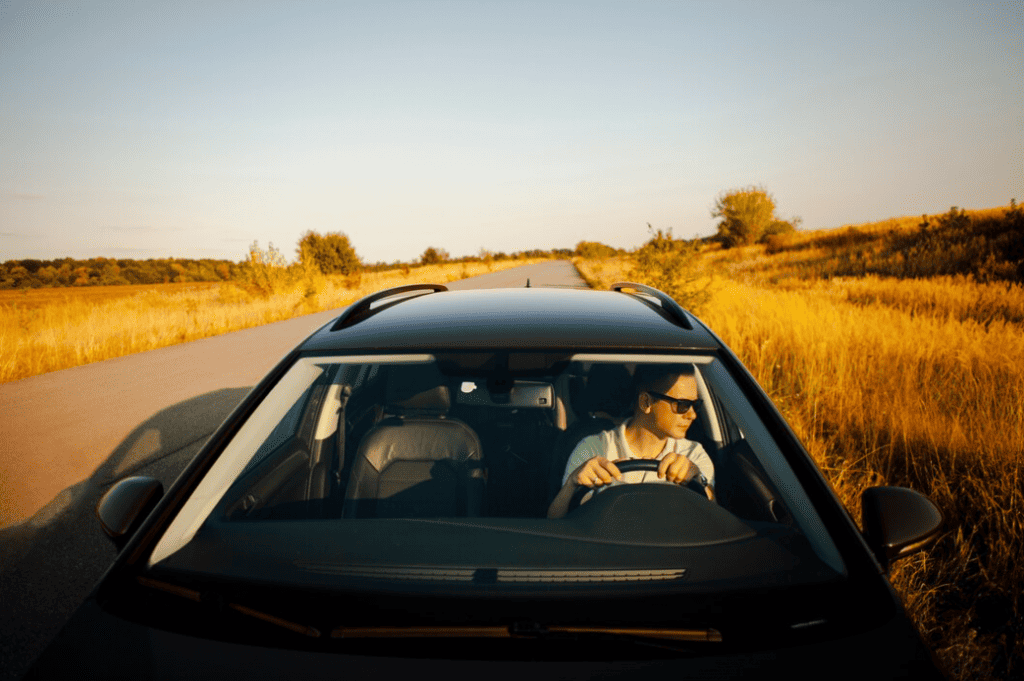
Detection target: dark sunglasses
<box><xmin>646</xmin><ymin>391</ymin><xmax>699</xmax><ymax>414</ymax></box>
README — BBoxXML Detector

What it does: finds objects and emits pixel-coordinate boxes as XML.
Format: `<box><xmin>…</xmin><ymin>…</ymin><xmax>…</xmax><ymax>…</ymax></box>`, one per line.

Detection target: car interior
<box><xmin>220</xmin><ymin>353</ymin><xmax>794</xmax><ymax>529</ymax></box>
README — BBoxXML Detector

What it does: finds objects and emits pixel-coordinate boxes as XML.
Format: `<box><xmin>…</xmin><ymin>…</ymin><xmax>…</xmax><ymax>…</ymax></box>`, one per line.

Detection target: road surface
<box><xmin>0</xmin><ymin>261</ymin><xmax>587</xmax><ymax>681</ymax></box>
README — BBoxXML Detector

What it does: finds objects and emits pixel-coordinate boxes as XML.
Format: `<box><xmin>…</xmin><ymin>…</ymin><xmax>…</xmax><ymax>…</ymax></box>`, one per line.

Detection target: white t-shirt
<box><xmin>562</xmin><ymin>421</ymin><xmax>715</xmax><ymax>491</ymax></box>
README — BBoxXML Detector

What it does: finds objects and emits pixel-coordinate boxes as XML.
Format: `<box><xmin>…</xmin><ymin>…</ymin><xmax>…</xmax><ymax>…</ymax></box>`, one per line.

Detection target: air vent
<box><xmin>295</xmin><ymin>563</ymin><xmax>686</xmax><ymax>584</ymax></box>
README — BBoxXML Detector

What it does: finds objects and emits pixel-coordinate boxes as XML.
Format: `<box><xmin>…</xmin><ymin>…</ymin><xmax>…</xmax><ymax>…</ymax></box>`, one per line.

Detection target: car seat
<box><xmin>343</xmin><ymin>364</ymin><xmax>485</xmax><ymax>518</ymax></box>
<box><xmin>546</xmin><ymin>364</ymin><xmax>633</xmax><ymax>501</ymax></box>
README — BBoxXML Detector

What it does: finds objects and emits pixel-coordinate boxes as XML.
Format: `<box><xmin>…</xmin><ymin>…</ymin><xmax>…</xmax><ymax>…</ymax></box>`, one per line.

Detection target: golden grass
<box><xmin>735</xmin><ymin>275</ymin><xmax>1024</xmax><ymax>329</ymax></box>
<box><xmin>759</xmin><ymin>204</ymin><xmax>1015</xmax><ymax>251</ymax></box>
<box><xmin>576</xmin><ymin>255</ymin><xmax>1023</xmax><ymax>679</ymax></box>
<box><xmin>0</xmin><ymin>259</ymin><xmax>546</xmax><ymax>384</ymax></box>
<box><xmin>704</xmin><ymin>203</ymin><xmax>1021</xmax><ymax>285</ymax></box>
<box><xmin>0</xmin><ymin>281</ymin><xmax>222</xmax><ymax>310</ymax></box>
<box><xmin>707</xmin><ymin>283</ymin><xmax>1023</xmax><ymax>679</ymax></box>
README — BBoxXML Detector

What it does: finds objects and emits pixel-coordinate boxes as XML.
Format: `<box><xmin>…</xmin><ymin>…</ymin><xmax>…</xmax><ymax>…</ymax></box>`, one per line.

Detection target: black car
<box><xmin>27</xmin><ymin>282</ymin><xmax>945</xmax><ymax>679</ymax></box>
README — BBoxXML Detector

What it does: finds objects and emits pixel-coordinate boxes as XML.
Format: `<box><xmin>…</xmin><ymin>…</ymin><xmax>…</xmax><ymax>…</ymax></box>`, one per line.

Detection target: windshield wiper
<box><xmin>330</xmin><ymin>622</ymin><xmax>722</xmax><ymax>647</ymax></box>
<box><xmin>514</xmin><ymin>623</ymin><xmax>722</xmax><ymax>643</ymax></box>
<box><xmin>137</xmin><ymin>576</ymin><xmax>321</xmax><ymax>638</ymax></box>
<box><xmin>508</xmin><ymin>622</ymin><xmax>722</xmax><ymax>653</ymax></box>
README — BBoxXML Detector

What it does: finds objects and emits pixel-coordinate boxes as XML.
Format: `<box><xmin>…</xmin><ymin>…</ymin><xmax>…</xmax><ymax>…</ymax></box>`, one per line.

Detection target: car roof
<box><xmin>300</xmin><ymin>286</ymin><xmax>722</xmax><ymax>353</ymax></box>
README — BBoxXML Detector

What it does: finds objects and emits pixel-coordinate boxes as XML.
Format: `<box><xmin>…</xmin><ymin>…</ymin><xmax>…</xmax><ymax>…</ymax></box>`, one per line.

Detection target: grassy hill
<box><xmin>710</xmin><ymin>202</ymin><xmax>1024</xmax><ymax>284</ymax></box>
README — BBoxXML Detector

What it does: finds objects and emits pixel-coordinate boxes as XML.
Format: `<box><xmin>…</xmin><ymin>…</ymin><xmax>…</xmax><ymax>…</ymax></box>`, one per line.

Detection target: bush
<box><xmin>713</xmin><ymin>185</ymin><xmax>800</xmax><ymax>248</ymax></box>
<box><xmin>761</xmin><ymin>217</ymin><xmax>800</xmax><ymax>242</ymax></box>
<box><xmin>239</xmin><ymin>241</ymin><xmax>293</xmax><ymax>297</ymax></box>
<box><xmin>420</xmin><ymin>247</ymin><xmax>449</xmax><ymax>265</ymax></box>
<box><xmin>297</xmin><ymin>231</ymin><xmax>361</xmax><ymax>276</ymax></box>
<box><xmin>575</xmin><ymin>241</ymin><xmax>617</xmax><ymax>259</ymax></box>
<box><xmin>629</xmin><ymin>225</ymin><xmax>710</xmax><ymax>315</ymax></box>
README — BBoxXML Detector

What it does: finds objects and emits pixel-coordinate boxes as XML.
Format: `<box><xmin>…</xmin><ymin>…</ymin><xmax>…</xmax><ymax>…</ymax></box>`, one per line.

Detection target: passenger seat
<box><xmin>343</xmin><ymin>364</ymin><xmax>485</xmax><ymax>518</ymax></box>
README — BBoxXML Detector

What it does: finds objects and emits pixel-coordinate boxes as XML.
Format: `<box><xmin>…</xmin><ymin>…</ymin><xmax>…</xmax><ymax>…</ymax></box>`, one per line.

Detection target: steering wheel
<box><xmin>566</xmin><ymin>459</ymin><xmax>711</xmax><ymax>513</ymax></box>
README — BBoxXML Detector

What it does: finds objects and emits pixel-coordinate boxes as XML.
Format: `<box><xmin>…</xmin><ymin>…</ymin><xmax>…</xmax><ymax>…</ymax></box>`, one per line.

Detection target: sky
<box><xmin>1</xmin><ymin>0</ymin><xmax>1020</xmax><ymax>265</ymax></box>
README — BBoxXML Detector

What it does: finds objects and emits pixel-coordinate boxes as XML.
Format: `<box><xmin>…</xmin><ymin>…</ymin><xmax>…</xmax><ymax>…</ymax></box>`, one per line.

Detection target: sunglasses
<box><xmin>646</xmin><ymin>391</ymin><xmax>699</xmax><ymax>414</ymax></box>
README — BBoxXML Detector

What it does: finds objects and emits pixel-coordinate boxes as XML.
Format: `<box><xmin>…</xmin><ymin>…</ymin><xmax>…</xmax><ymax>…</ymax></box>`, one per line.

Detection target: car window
<box><xmin>239</xmin><ymin>372</ymin><xmax>324</xmax><ymax>477</ymax></box>
<box><xmin>149</xmin><ymin>352</ymin><xmax>845</xmax><ymax>589</ymax></box>
<box><xmin>698</xmin><ymin>359</ymin><xmax>845</xmax><ymax>573</ymax></box>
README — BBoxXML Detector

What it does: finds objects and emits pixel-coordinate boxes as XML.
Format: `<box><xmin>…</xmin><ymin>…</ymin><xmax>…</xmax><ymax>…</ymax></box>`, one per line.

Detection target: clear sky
<box><xmin>1</xmin><ymin>0</ymin><xmax>1020</xmax><ymax>265</ymax></box>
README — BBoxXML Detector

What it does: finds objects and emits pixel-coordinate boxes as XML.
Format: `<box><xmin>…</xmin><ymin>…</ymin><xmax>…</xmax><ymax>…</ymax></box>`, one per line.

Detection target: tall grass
<box><xmin>576</xmin><ymin>256</ymin><xmax>1023</xmax><ymax>679</ymax></box>
<box><xmin>731</xmin><ymin>275</ymin><xmax>1024</xmax><ymax>330</ymax></box>
<box><xmin>0</xmin><ymin>259</ymin><xmax>546</xmax><ymax>383</ymax></box>
<box><xmin>706</xmin><ymin>283</ymin><xmax>1023</xmax><ymax>679</ymax></box>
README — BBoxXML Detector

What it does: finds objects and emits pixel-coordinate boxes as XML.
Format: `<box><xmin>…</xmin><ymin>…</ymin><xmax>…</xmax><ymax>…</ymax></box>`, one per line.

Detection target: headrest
<box><xmin>583</xmin><ymin>364</ymin><xmax>633</xmax><ymax>417</ymax></box>
<box><xmin>386</xmin><ymin>363</ymin><xmax>451</xmax><ymax>414</ymax></box>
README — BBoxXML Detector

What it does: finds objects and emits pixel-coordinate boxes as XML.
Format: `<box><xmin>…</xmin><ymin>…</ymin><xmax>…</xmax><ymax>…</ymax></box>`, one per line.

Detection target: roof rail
<box><xmin>330</xmin><ymin>284</ymin><xmax>448</xmax><ymax>331</ymax></box>
<box><xmin>611</xmin><ymin>282</ymin><xmax>693</xmax><ymax>330</ymax></box>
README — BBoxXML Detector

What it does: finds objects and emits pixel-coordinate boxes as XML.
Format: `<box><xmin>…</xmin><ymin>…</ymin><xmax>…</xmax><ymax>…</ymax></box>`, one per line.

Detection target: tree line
<box><xmin>1</xmin><ymin>185</ymin><xmax>797</xmax><ymax>290</ymax></box>
<box><xmin>0</xmin><ymin>256</ymin><xmax>243</xmax><ymax>290</ymax></box>
<box><xmin>0</xmin><ymin>242</ymin><xmax>584</xmax><ymax>290</ymax></box>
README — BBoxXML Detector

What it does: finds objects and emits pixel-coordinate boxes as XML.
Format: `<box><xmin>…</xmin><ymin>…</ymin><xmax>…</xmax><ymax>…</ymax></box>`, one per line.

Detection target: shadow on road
<box><xmin>0</xmin><ymin>387</ymin><xmax>251</xmax><ymax>681</ymax></box>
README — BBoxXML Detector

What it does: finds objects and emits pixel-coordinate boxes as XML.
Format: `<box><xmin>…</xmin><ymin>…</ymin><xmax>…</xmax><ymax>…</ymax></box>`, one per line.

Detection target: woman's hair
<box><xmin>632</xmin><ymin>363</ymin><xmax>696</xmax><ymax>404</ymax></box>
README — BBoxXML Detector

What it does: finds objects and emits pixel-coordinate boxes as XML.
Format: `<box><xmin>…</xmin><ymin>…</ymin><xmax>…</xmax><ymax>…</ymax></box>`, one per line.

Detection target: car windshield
<box><xmin>149</xmin><ymin>352</ymin><xmax>844</xmax><ymax>594</ymax></box>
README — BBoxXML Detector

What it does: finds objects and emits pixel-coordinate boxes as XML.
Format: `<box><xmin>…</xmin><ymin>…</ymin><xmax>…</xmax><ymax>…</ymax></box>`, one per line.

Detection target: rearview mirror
<box><xmin>457</xmin><ymin>380</ymin><xmax>554</xmax><ymax>409</ymax></box>
<box><xmin>861</xmin><ymin>486</ymin><xmax>942</xmax><ymax>571</ymax></box>
<box><xmin>96</xmin><ymin>476</ymin><xmax>164</xmax><ymax>550</ymax></box>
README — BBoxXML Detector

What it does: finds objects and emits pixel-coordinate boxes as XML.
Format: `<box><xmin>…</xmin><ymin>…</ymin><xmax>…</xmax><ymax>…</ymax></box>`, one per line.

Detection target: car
<box><xmin>25</xmin><ymin>282</ymin><xmax>946</xmax><ymax>680</ymax></box>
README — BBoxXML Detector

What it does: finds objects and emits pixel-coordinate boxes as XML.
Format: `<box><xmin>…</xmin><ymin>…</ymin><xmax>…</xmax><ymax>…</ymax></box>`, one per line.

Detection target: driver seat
<box><xmin>546</xmin><ymin>364</ymin><xmax>633</xmax><ymax>502</ymax></box>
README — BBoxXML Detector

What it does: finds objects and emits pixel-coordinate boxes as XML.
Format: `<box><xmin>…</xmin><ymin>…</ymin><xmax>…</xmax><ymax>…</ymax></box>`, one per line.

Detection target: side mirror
<box><xmin>96</xmin><ymin>476</ymin><xmax>164</xmax><ymax>550</ymax></box>
<box><xmin>861</xmin><ymin>486</ymin><xmax>943</xmax><ymax>571</ymax></box>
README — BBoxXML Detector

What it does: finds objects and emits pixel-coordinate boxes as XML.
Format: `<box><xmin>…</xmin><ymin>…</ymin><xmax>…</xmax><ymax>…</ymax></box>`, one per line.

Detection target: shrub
<box><xmin>629</xmin><ymin>225</ymin><xmax>710</xmax><ymax>315</ymax></box>
<box><xmin>297</xmin><ymin>231</ymin><xmax>361</xmax><ymax>276</ymax></box>
<box><xmin>420</xmin><ymin>247</ymin><xmax>449</xmax><ymax>265</ymax></box>
<box><xmin>575</xmin><ymin>241</ymin><xmax>617</xmax><ymax>259</ymax></box>
<box><xmin>761</xmin><ymin>217</ymin><xmax>800</xmax><ymax>242</ymax></box>
<box><xmin>713</xmin><ymin>185</ymin><xmax>800</xmax><ymax>248</ymax></box>
<box><xmin>239</xmin><ymin>241</ymin><xmax>293</xmax><ymax>297</ymax></box>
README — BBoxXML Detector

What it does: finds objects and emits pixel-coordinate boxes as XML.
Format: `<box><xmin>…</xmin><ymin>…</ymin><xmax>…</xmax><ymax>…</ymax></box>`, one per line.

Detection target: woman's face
<box><xmin>643</xmin><ymin>374</ymin><xmax>699</xmax><ymax>440</ymax></box>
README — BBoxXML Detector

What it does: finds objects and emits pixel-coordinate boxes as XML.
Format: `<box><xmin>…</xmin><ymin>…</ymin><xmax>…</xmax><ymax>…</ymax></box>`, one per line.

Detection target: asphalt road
<box><xmin>0</xmin><ymin>261</ymin><xmax>587</xmax><ymax>681</ymax></box>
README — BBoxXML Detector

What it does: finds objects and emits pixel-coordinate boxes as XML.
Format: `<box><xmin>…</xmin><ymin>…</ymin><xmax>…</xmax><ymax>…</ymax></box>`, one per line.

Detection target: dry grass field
<box><xmin>0</xmin><ymin>281</ymin><xmax>222</xmax><ymax>310</ymax></box>
<box><xmin>0</xmin><ymin>259</ymin><xmax>545</xmax><ymax>384</ymax></box>
<box><xmin>576</xmin><ymin>208</ymin><xmax>1023</xmax><ymax>679</ymax></box>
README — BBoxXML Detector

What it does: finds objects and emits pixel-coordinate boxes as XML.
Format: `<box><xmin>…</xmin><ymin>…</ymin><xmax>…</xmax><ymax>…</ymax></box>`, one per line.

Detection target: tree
<box><xmin>99</xmin><ymin>261</ymin><xmax>129</xmax><ymax>285</ymax></box>
<box><xmin>712</xmin><ymin>185</ymin><xmax>799</xmax><ymax>247</ymax></box>
<box><xmin>420</xmin><ymin>247</ymin><xmax>449</xmax><ymax>265</ymax></box>
<box><xmin>297</xmin><ymin>231</ymin><xmax>361</xmax><ymax>276</ymax></box>
<box><xmin>19</xmin><ymin>259</ymin><xmax>44</xmax><ymax>274</ymax></box>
